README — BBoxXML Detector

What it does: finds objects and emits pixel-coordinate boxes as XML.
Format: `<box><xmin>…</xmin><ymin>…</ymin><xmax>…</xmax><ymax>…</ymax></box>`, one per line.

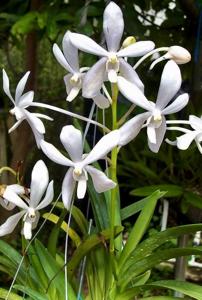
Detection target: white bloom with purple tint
<box><xmin>53</xmin><ymin>31</ymin><xmax>109</xmax><ymax>108</ymax></box>
<box><xmin>2</xmin><ymin>70</ymin><xmax>53</xmax><ymax>148</ymax></box>
<box><xmin>0</xmin><ymin>160</ymin><xmax>54</xmax><ymax>239</ymax></box>
<box><xmin>69</xmin><ymin>2</ymin><xmax>154</xmax><ymax>98</ymax></box>
<box><xmin>41</xmin><ymin>125</ymin><xmax>119</xmax><ymax>210</ymax></box>
<box><xmin>118</xmin><ymin>60</ymin><xmax>189</xmax><ymax>152</ymax></box>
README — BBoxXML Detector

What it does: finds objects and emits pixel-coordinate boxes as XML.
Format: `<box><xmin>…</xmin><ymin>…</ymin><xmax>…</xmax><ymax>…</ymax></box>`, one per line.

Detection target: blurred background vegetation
<box><xmin>0</xmin><ymin>0</ymin><xmax>202</xmax><ymax>285</ymax></box>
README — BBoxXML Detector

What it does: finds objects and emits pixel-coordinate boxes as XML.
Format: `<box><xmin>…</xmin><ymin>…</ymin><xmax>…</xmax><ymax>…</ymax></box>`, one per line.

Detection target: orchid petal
<box><xmin>189</xmin><ymin>115</ymin><xmax>202</xmax><ymax>131</ymax></box>
<box><xmin>119</xmin><ymin>58</ymin><xmax>144</xmax><ymax>92</ymax></box>
<box><xmin>156</xmin><ymin>60</ymin><xmax>182</xmax><ymax>109</ymax></box>
<box><xmin>8</xmin><ymin>119</ymin><xmax>24</xmax><ymax>133</ymax></box>
<box><xmin>162</xmin><ymin>93</ymin><xmax>189</xmax><ymax>115</ymax></box>
<box><xmin>0</xmin><ymin>197</ymin><xmax>15</xmax><ymax>211</ymax></box>
<box><xmin>148</xmin><ymin>116</ymin><xmax>166</xmax><ymax>153</ymax></box>
<box><xmin>117</xmin><ymin>76</ymin><xmax>152</xmax><ymax>111</ymax></box>
<box><xmin>69</xmin><ymin>32</ymin><xmax>108</xmax><ymax>57</ymax></box>
<box><xmin>119</xmin><ymin>112</ymin><xmax>150</xmax><ymax>146</ymax></box>
<box><xmin>31</xmin><ymin>211</ymin><xmax>40</xmax><ymax>230</ymax></box>
<box><xmin>62</xmin><ymin>168</ymin><xmax>75</xmax><ymax>210</ymax></box>
<box><xmin>64</xmin><ymin>74</ymin><xmax>72</xmax><ymax>94</ymax></box>
<box><xmin>0</xmin><ymin>211</ymin><xmax>25</xmax><ymax>237</ymax></box>
<box><xmin>177</xmin><ymin>131</ymin><xmax>200</xmax><ymax>150</ymax></box>
<box><xmin>103</xmin><ymin>1</ymin><xmax>124</xmax><ymax>52</ymax></box>
<box><xmin>147</xmin><ymin>125</ymin><xmax>157</xmax><ymax>144</ymax></box>
<box><xmin>3</xmin><ymin>189</ymin><xmax>28</xmax><ymax>210</ymax></box>
<box><xmin>53</xmin><ymin>43</ymin><xmax>74</xmax><ymax>73</ymax></box>
<box><xmin>63</xmin><ymin>31</ymin><xmax>79</xmax><ymax>72</ymax></box>
<box><xmin>7</xmin><ymin>184</ymin><xmax>25</xmax><ymax>195</ymax></box>
<box><xmin>117</xmin><ymin>41</ymin><xmax>155</xmax><ymax>57</ymax></box>
<box><xmin>23</xmin><ymin>110</ymin><xmax>45</xmax><ymax>134</ymax></box>
<box><xmin>196</xmin><ymin>139</ymin><xmax>202</xmax><ymax>154</ymax></box>
<box><xmin>29</xmin><ymin>125</ymin><xmax>44</xmax><ymax>149</ymax></box>
<box><xmin>92</xmin><ymin>93</ymin><xmax>110</xmax><ymax>109</ymax></box>
<box><xmin>23</xmin><ymin>220</ymin><xmax>32</xmax><ymax>239</ymax></box>
<box><xmin>82</xmin><ymin>130</ymin><xmax>120</xmax><ymax>166</ymax></box>
<box><xmin>15</xmin><ymin>72</ymin><xmax>30</xmax><ymax>104</ymax></box>
<box><xmin>108</xmin><ymin>69</ymin><xmax>118</xmax><ymax>83</ymax></box>
<box><xmin>36</xmin><ymin>180</ymin><xmax>54</xmax><ymax>210</ymax></box>
<box><xmin>30</xmin><ymin>160</ymin><xmax>49</xmax><ymax>208</ymax></box>
<box><xmin>66</xmin><ymin>86</ymin><xmax>80</xmax><ymax>102</ymax></box>
<box><xmin>18</xmin><ymin>91</ymin><xmax>34</xmax><ymax>108</ymax></box>
<box><xmin>60</xmin><ymin>125</ymin><xmax>83</xmax><ymax>162</ymax></box>
<box><xmin>77</xmin><ymin>179</ymin><xmax>87</xmax><ymax>199</ymax></box>
<box><xmin>2</xmin><ymin>69</ymin><xmax>14</xmax><ymax>104</ymax></box>
<box><xmin>82</xmin><ymin>58</ymin><xmax>107</xmax><ymax>98</ymax></box>
<box><xmin>40</xmin><ymin>140</ymin><xmax>73</xmax><ymax>167</ymax></box>
<box><xmin>33</xmin><ymin>113</ymin><xmax>53</xmax><ymax>121</ymax></box>
<box><xmin>86</xmin><ymin>165</ymin><xmax>116</xmax><ymax>193</ymax></box>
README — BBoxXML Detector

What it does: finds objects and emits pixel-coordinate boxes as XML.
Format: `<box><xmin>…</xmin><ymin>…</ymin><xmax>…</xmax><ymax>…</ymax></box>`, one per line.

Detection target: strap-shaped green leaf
<box><xmin>130</xmin><ymin>185</ymin><xmax>183</xmax><ymax>197</ymax></box>
<box><xmin>119</xmin><ymin>190</ymin><xmax>165</xmax><ymax>269</ymax></box>
<box><xmin>34</xmin><ymin>239</ymin><xmax>77</xmax><ymax>300</ymax></box>
<box><xmin>116</xmin><ymin>279</ymin><xmax>202</xmax><ymax>300</ymax></box>
<box><xmin>119</xmin><ymin>247</ymin><xmax>202</xmax><ymax>290</ymax></box>
<box><xmin>0</xmin><ymin>288</ymin><xmax>23</xmax><ymax>300</ymax></box>
<box><xmin>121</xmin><ymin>196</ymin><xmax>150</xmax><ymax>220</ymax></box>
<box><xmin>122</xmin><ymin>223</ymin><xmax>202</xmax><ymax>272</ymax></box>
<box><xmin>148</xmin><ymin>280</ymin><xmax>202</xmax><ymax>300</ymax></box>
<box><xmin>42</xmin><ymin>212</ymin><xmax>81</xmax><ymax>246</ymax></box>
<box><xmin>14</xmin><ymin>285</ymin><xmax>48</xmax><ymax>300</ymax></box>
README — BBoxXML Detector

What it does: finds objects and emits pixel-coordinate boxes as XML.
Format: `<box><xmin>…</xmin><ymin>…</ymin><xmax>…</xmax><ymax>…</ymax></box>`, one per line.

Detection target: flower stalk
<box><xmin>110</xmin><ymin>83</ymin><xmax>122</xmax><ymax>254</ymax></box>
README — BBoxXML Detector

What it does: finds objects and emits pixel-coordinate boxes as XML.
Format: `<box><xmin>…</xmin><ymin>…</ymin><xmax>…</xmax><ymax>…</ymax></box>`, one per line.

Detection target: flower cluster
<box><xmin>0</xmin><ymin>1</ymin><xmax>198</xmax><ymax>239</ymax></box>
<box><xmin>0</xmin><ymin>160</ymin><xmax>53</xmax><ymax>239</ymax></box>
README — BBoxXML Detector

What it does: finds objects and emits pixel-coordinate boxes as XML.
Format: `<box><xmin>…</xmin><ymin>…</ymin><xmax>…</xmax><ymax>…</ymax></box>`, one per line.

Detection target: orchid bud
<box><xmin>166</xmin><ymin>46</ymin><xmax>191</xmax><ymax>64</ymax></box>
<box><xmin>121</xmin><ymin>36</ymin><xmax>136</xmax><ymax>49</ymax></box>
<box><xmin>150</xmin><ymin>45</ymin><xmax>191</xmax><ymax>70</ymax></box>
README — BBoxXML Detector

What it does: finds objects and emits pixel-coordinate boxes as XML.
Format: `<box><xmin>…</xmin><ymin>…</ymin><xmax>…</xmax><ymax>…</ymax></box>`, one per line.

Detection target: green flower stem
<box><xmin>110</xmin><ymin>83</ymin><xmax>122</xmax><ymax>254</ymax></box>
<box><xmin>0</xmin><ymin>166</ymin><xmax>16</xmax><ymax>177</ymax></box>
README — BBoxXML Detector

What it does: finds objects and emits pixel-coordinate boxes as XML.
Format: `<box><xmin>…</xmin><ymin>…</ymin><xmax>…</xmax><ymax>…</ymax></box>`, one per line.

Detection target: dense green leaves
<box><xmin>68</xmin><ymin>226</ymin><xmax>123</xmax><ymax>275</ymax></box>
<box><xmin>0</xmin><ymin>288</ymin><xmax>23</xmax><ymax>300</ymax></box>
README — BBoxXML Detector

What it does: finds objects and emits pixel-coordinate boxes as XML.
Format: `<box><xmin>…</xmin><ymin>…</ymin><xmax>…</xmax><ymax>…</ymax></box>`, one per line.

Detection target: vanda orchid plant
<box><xmin>1</xmin><ymin>2</ymin><xmax>202</xmax><ymax>300</ymax></box>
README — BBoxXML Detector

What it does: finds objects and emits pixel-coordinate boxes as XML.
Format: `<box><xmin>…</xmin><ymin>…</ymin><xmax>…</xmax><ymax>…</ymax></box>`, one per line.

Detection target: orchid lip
<box><xmin>28</xmin><ymin>207</ymin><xmax>36</xmax><ymax>219</ymax></box>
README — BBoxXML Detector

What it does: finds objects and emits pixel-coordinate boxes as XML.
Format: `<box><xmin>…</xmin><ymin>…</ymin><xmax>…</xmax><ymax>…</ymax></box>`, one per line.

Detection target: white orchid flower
<box><xmin>0</xmin><ymin>160</ymin><xmax>54</xmax><ymax>239</ymax></box>
<box><xmin>40</xmin><ymin>125</ymin><xmax>119</xmax><ymax>210</ymax></box>
<box><xmin>150</xmin><ymin>46</ymin><xmax>191</xmax><ymax>70</ymax></box>
<box><xmin>0</xmin><ymin>184</ymin><xmax>25</xmax><ymax>211</ymax></box>
<box><xmin>2</xmin><ymin>70</ymin><xmax>53</xmax><ymax>148</ymax></box>
<box><xmin>167</xmin><ymin>115</ymin><xmax>202</xmax><ymax>154</ymax></box>
<box><xmin>53</xmin><ymin>31</ymin><xmax>109</xmax><ymax>109</ymax></box>
<box><xmin>69</xmin><ymin>2</ymin><xmax>155</xmax><ymax>98</ymax></box>
<box><xmin>118</xmin><ymin>60</ymin><xmax>189</xmax><ymax>152</ymax></box>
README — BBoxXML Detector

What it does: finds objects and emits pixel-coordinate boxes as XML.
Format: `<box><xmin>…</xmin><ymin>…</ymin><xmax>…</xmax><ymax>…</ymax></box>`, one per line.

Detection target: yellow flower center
<box><xmin>108</xmin><ymin>53</ymin><xmax>118</xmax><ymax>64</ymax></box>
<box><xmin>74</xmin><ymin>167</ymin><xmax>82</xmax><ymax>176</ymax></box>
<box><xmin>70</xmin><ymin>74</ymin><xmax>80</xmax><ymax>84</ymax></box>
